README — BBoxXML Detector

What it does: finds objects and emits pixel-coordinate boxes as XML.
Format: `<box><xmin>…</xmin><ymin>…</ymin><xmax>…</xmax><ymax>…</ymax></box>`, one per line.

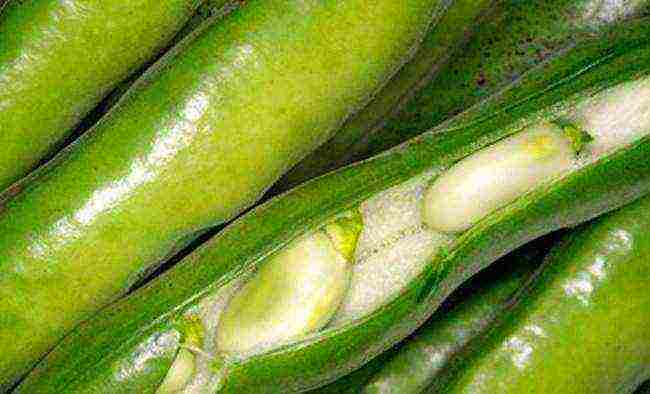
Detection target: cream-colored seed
<box><xmin>156</xmin><ymin>348</ymin><xmax>195</xmax><ymax>393</ymax></box>
<box><xmin>215</xmin><ymin>221</ymin><xmax>360</xmax><ymax>355</ymax></box>
<box><xmin>423</xmin><ymin>122</ymin><xmax>577</xmax><ymax>233</ymax></box>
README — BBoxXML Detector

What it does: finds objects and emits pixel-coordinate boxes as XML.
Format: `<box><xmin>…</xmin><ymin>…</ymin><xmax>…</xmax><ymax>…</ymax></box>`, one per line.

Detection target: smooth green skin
<box><xmin>17</xmin><ymin>23</ymin><xmax>650</xmax><ymax>393</ymax></box>
<box><xmin>276</xmin><ymin>0</ymin><xmax>494</xmax><ymax>191</ymax></box>
<box><xmin>312</xmin><ymin>234</ymin><xmax>559</xmax><ymax>394</ymax></box>
<box><xmin>283</xmin><ymin>0</ymin><xmax>650</xmax><ymax>184</ymax></box>
<box><xmin>439</xmin><ymin>194</ymin><xmax>650</xmax><ymax>394</ymax></box>
<box><xmin>0</xmin><ymin>0</ymin><xmax>203</xmax><ymax>192</ymax></box>
<box><xmin>70</xmin><ymin>0</ymin><xmax>235</xmax><ymax>144</ymax></box>
<box><xmin>0</xmin><ymin>0</ymin><xmax>437</xmax><ymax>388</ymax></box>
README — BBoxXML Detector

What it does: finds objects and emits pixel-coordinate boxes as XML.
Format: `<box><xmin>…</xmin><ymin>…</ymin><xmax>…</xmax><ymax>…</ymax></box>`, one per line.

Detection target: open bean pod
<box><xmin>18</xmin><ymin>20</ymin><xmax>650</xmax><ymax>393</ymax></box>
<box><xmin>323</xmin><ymin>193</ymin><xmax>650</xmax><ymax>394</ymax></box>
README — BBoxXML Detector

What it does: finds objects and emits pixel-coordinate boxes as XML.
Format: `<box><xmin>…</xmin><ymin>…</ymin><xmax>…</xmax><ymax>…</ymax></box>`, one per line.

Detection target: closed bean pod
<box><xmin>438</xmin><ymin>193</ymin><xmax>650</xmax><ymax>393</ymax></box>
<box><xmin>0</xmin><ymin>0</ymin><xmax>437</xmax><ymax>387</ymax></box>
<box><xmin>0</xmin><ymin>0</ymin><xmax>204</xmax><ymax>192</ymax></box>
<box><xmin>17</xmin><ymin>20</ymin><xmax>650</xmax><ymax>393</ymax></box>
<box><xmin>280</xmin><ymin>0</ymin><xmax>650</xmax><ymax>188</ymax></box>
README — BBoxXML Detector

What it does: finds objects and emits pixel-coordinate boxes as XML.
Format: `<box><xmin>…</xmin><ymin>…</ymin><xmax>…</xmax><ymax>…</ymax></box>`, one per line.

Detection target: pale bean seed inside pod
<box><xmin>423</xmin><ymin>122</ymin><xmax>582</xmax><ymax>233</ymax></box>
<box><xmin>215</xmin><ymin>210</ymin><xmax>363</xmax><ymax>355</ymax></box>
<box><xmin>157</xmin><ymin>348</ymin><xmax>195</xmax><ymax>393</ymax></box>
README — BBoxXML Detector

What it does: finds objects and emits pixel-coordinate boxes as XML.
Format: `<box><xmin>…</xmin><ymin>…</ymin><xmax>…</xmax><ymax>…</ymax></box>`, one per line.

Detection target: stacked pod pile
<box><xmin>17</xmin><ymin>23</ymin><xmax>650</xmax><ymax>392</ymax></box>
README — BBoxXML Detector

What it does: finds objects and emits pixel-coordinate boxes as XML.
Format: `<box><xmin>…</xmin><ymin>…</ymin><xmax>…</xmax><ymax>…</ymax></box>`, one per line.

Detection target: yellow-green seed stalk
<box><xmin>157</xmin><ymin>318</ymin><xmax>204</xmax><ymax>393</ymax></box>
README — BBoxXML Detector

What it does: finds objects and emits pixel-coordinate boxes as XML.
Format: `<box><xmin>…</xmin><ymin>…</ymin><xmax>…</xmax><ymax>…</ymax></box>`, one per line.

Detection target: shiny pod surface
<box><xmin>68</xmin><ymin>0</ymin><xmax>236</xmax><ymax>142</ymax></box>
<box><xmin>439</xmin><ymin>193</ymin><xmax>650</xmax><ymax>394</ymax></box>
<box><xmin>0</xmin><ymin>0</ymin><xmax>437</xmax><ymax>387</ymax></box>
<box><xmin>0</xmin><ymin>0</ymin><xmax>203</xmax><ymax>191</ymax></box>
<box><xmin>17</xmin><ymin>20</ymin><xmax>650</xmax><ymax>393</ymax></box>
<box><xmin>290</xmin><ymin>0</ymin><xmax>650</xmax><ymax>181</ymax></box>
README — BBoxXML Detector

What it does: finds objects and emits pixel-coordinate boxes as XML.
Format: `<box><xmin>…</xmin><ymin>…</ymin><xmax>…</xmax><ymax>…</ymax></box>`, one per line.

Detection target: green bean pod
<box><xmin>0</xmin><ymin>0</ymin><xmax>206</xmax><ymax>192</ymax></box>
<box><xmin>17</xmin><ymin>20</ymin><xmax>650</xmax><ymax>393</ymax></box>
<box><xmin>280</xmin><ymin>0</ymin><xmax>650</xmax><ymax>188</ymax></box>
<box><xmin>438</xmin><ymin>193</ymin><xmax>650</xmax><ymax>394</ymax></box>
<box><xmin>0</xmin><ymin>0</ymin><xmax>438</xmax><ymax>388</ymax></box>
<box><xmin>276</xmin><ymin>0</ymin><xmax>495</xmax><ymax>191</ymax></box>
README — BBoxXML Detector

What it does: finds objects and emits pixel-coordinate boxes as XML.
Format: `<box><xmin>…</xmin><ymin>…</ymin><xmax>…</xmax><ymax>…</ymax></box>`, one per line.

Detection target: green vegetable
<box><xmin>438</xmin><ymin>193</ymin><xmax>650</xmax><ymax>394</ymax></box>
<box><xmin>0</xmin><ymin>0</ymin><xmax>437</xmax><ymax>388</ymax></box>
<box><xmin>17</xmin><ymin>22</ymin><xmax>650</xmax><ymax>393</ymax></box>
<box><xmin>313</xmin><ymin>234</ymin><xmax>559</xmax><ymax>394</ymax></box>
<box><xmin>0</xmin><ymin>0</ymin><xmax>205</xmax><ymax>192</ymax></box>
<box><xmin>279</xmin><ymin>0</ymin><xmax>650</xmax><ymax>189</ymax></box>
